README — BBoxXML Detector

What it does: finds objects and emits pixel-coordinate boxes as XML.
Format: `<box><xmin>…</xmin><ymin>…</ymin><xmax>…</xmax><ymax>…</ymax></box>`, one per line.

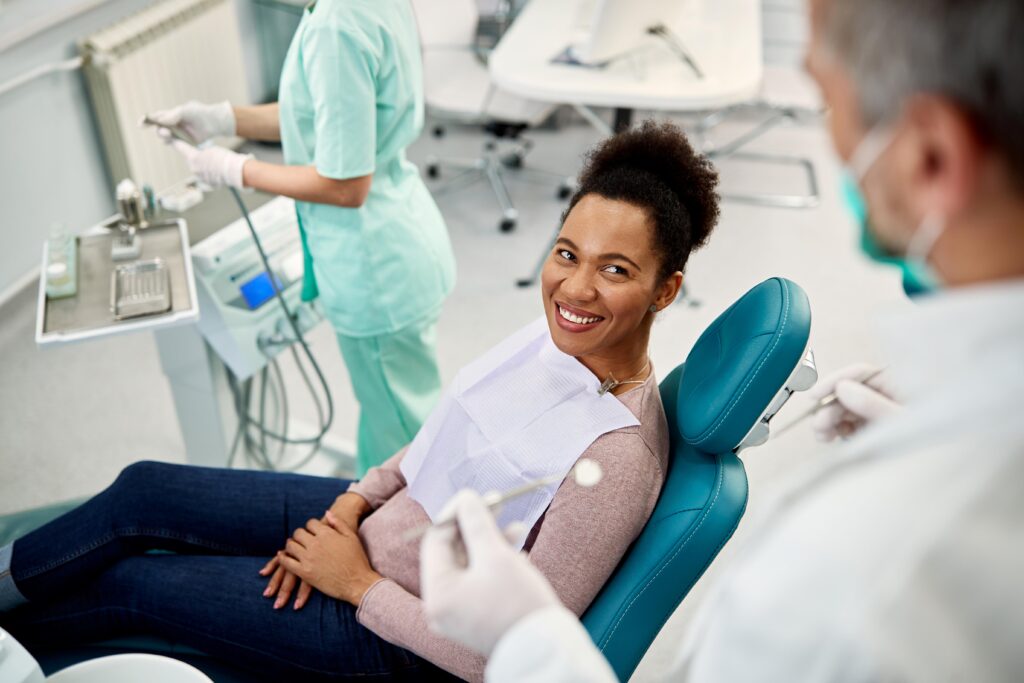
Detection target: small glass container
<box><xmin>45</xmin><ymin>226</ymin><xmax>77</xmax><ymax>299</ymax></box>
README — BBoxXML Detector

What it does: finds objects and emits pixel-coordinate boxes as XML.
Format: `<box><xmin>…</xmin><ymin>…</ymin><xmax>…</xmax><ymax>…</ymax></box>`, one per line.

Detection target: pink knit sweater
<box><xmin>348</xmin><ymin>371</ymin><xmax>669</xmax><ymax>682</ymax></box>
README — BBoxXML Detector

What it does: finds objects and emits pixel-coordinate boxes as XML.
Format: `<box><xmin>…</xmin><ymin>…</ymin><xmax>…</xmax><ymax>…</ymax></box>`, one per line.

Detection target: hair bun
<box><xmin>567</xmin><ymin>120</ymin><xmax>720</xmax><ymax>278</ymax></box>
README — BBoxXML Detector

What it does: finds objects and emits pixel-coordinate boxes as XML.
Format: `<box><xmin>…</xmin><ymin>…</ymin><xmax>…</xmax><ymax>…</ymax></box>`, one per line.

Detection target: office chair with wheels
<box><xmin>412</xmin><ymin>0</ymin><xmax>573</xmax><ymax>232</ymax></box>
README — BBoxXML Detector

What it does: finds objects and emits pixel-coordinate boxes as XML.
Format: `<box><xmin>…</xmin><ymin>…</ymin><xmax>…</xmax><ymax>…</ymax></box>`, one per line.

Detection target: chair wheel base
<box><xmin>501</xmin><ymin>153</ymin><xmax>524</xmax><ymax>169</ymax></box>
<box><xmin>500</xmin><ymin>218</ymin><xmax>516</xmax><ymax>232</ymax></box>
<box><xmin>515</xmin><ymin>277</ymin><xmax>534</xmax><ymax>288</ymax></box>
<box><xmin>557</xmin><ymin>184</ymin><xmax>572</xmax><ymax>200</ymax></box>
<box><xmin>427</xmin><ymin>164</ymin><xmax>440</xmax><ymax>179</ymax></box>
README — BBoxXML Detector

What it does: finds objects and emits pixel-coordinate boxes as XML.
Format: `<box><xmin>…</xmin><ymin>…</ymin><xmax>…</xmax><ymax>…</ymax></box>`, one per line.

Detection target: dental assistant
<box><xmin>150</xmin><ymin>0</ymin><xmax>456</xmax><ymax>476</ymax></box>
<box><xmin>419</xmin><ymin>0</ymin><xmax>1024</xmax><ymax>680</ymax></box>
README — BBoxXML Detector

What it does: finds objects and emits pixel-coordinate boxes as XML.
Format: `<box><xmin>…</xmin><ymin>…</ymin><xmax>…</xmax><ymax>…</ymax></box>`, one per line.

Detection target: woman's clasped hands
<box><xmin>259</xmin><ymin>492</ymin><xmax>381</xmax><ymax>610</ymax></box>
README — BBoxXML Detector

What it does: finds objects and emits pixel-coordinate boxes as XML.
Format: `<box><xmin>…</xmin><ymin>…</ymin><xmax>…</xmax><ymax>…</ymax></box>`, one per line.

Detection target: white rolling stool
<box><xmin>1</xmin><ymin>628</ymin><xmax>212</xmax><ymax>683</ymax></box>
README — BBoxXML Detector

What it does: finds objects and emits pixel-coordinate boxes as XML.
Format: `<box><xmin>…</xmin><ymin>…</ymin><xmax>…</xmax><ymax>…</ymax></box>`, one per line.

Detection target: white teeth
<box><xmin>558</xmin><ymin>305</ymin><xmax>601</xmax><ymax>325</ymax></box>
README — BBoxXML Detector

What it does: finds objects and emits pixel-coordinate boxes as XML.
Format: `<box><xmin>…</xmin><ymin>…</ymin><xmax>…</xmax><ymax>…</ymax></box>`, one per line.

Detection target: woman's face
<box><xmin>541</xmin><ymin>194</ymin><xmax>677</xmax><ymax>361</ymax></box>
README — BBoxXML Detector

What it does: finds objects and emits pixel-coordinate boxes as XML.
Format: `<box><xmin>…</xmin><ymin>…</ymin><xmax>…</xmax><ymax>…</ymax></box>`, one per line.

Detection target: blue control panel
<box><xmin>239</xmin><ymin>271</ymin><xmax>282</xmax><ymax>310</ymax></box>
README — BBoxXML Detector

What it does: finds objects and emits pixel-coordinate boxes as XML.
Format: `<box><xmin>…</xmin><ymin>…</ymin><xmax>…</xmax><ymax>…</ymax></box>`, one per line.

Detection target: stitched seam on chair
<box><xmin>597</xmin><ymin>457</ymin><xmax>726</xmax><ymax>649</ymax></box>
<box><xmin>688</xmin><ymin>280</ymin><xmax>790</xmax><ymax>446</ymax></box>
<box><xmin>16</xmin><ymin>529</ymin><xmax>248</xmax><ymax>580</ymax></box>
<box><xmin>23</xmin><ymin>605</ymin><xmax>426</xmax><ymax>679</ymax></box>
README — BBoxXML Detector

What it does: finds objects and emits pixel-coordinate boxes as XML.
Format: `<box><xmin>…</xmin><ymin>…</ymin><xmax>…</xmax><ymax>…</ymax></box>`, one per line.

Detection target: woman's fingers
<box><xmin>264</xmin><ymin>562</ymin><xmax>285</xmax><ymax>597</ymax></box>
<box><xmin>324</xmin><ymin>510</ymin><xmax>341</xmax><ymax>530</ymax></box>
<box><xmin>275</xmin><ymin>568</ymin><xmax>298</xmax><ymax>609</ymax></box>
<box><xmin>294</xmin><ymin>580</ymin><xmax>313</xmax><ymax>610</ymax></box>
<box><xmin>259</xmin><ymin>554</ymin><xmax>279</xmax><ymax>576</ymax></box>
<box><xmin>286</xmin><ymin>537</ymin><xmax>306</xmax><ymax>557</ymax></box>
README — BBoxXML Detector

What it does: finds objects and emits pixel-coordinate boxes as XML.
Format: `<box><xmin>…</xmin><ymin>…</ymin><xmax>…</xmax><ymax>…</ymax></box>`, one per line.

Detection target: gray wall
<box><xmin>0</xmin><ymin>0</ymin><xmax>264</xmax><ymax>299</ymax></box>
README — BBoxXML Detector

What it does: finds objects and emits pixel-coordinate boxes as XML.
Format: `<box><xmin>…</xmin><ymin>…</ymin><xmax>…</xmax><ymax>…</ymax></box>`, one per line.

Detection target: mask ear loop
<box><xmin>849</xmin><ymin>126</ymin><xmax>898</xmax><ymax>181</ymax></box>
<box><xmin>906</xmin><ymin>212</ymin><xmax>947</xmax><ymax>265</ymax></box>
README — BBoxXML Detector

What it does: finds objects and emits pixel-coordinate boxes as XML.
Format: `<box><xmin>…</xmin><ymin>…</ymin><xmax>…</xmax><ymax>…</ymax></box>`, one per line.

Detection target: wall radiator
<box><xmin>81</xmin><ymin>0</ymin><xmax>250</xmax><ymax>193</ymax></box>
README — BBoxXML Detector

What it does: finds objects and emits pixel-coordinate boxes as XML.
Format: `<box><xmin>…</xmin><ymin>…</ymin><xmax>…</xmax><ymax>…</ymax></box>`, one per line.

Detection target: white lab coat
<box><xmin>485</xmin><ymin>279</ymin><xmax>1024</xmax><ymax>683</ymax></box>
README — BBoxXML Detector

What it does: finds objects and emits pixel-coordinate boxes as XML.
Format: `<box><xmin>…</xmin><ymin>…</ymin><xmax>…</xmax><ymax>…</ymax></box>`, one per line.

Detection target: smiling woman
<box><xmin>544</xmin><ymin>120</ymin><xmax>720</xmax><ymax>392</ymax></box>
<box><xmin>0</xmin><ymin>121</ymin><xmax>720</xmax><ymax>683</ymax></box>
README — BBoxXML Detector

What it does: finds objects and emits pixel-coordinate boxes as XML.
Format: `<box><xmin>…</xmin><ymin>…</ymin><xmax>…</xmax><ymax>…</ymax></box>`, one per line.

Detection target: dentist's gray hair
<box><xmin>822</xmin><ymin>0</ymin><xmax>1024</xmax><ymax>185</ymax></box>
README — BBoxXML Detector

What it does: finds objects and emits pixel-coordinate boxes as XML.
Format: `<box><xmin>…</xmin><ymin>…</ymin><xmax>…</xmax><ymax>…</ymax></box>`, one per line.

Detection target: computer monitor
<box><xmin>570</xmin><ymin>0</ymin><xmax>681</xmax><ymax>65</ymax></box>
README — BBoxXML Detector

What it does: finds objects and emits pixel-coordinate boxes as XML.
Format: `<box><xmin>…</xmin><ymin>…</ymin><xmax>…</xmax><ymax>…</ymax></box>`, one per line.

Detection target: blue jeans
<box><xmin>0</xmin><ymin>461</ymin><xmax>457</xmax><ymax>682</ymax></box>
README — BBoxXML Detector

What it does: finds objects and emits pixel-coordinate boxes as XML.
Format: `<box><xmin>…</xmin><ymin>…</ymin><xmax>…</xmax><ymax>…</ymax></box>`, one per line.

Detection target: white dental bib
<box><xmin>401</xmin><ymin>317</ymin><xmax>640</xmax><ymax>549</ymax></box>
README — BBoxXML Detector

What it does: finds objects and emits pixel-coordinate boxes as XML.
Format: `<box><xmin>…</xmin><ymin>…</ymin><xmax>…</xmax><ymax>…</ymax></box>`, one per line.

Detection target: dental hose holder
<box><xmin>112</xmin><ymin>178</ymin><xmax>147</xmax><ymax>261</ymax></box>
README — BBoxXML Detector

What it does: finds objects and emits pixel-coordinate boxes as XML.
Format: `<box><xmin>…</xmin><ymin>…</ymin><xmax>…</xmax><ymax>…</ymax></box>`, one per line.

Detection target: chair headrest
<box><xmin>678</xmin><ymin>278</ymin><xmax>811</xmax><ymax>453</ymax></box>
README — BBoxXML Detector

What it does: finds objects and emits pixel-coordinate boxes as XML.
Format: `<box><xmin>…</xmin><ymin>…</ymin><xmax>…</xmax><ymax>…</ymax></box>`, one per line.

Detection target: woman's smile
<box><xmin>555</xmin><ymin>302</ymin><xmax>605</xmax><ymax>332</ymax></box>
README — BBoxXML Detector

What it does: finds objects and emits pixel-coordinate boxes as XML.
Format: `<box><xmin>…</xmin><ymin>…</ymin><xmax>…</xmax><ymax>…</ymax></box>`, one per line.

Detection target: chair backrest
<box><xmin>582</xmin><ymin>277</ymin><xmax>813</xmax><ymax>681</ymax></box>
<box><xmin>409</xmin><ymin>0</ymin><xmax>479</xmax><ymax>49</ymax></box>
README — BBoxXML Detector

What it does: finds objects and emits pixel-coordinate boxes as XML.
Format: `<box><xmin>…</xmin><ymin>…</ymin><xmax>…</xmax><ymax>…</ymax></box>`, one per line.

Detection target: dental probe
<box><xmin>402</xmin><ymin>458</ymin><xmax>604</xmax><ymax>543</ymax></box>
<box><xmin>773</xmin><ymin>367</ymin><xmax>887</xmax><ymax>438</ymax></box>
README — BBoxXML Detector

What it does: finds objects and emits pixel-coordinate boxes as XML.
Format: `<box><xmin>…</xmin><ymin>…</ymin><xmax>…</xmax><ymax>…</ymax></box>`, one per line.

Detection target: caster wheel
<box><xmin>427</xmin><ymin>164</ymin><xmax>440</xmax><ymax>179</ymax></box>
<box><xmin>557</xmin><ymin>184</ymin><xmax>572</xmax><ymax>200</ymax></box>
<box><xmin>501</xmin><ymin>153</ymin><xmax>524</xmax><ymax>169</ymax></box>
<box><xmin>433</xmin><ymin>126</ymin><xmax>445</xmax><ymax>138</ymax></box>
<box><xmin>500</xmin><ymin>218</ymin><xmax>516</xmax><ymax>232</ymax></box>
<box><xmin>485</xmin><ymin>141</ymin><xmax>497</xmax><ymax>152</ymax></box>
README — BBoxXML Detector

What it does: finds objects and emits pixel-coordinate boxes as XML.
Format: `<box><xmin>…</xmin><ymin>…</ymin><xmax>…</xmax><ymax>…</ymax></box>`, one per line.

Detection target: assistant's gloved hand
<box><xmin>169</xmin><ymin>139</ymin><xmax>252</xmax><ymax>189</ymax></box>
<box><xmin>146</xmin><ymin>100</ymin><xmax>235</xmax><ymax>144</ymax></box>
<box><xmin>420</xmin><ymin>490</ymin><xmax>561</xmax><ymax>656</ymax></box>
<box><xmin>810</xmin><ymin>363</ymin><xmax>901</xmax><ymax>442</ymax></box>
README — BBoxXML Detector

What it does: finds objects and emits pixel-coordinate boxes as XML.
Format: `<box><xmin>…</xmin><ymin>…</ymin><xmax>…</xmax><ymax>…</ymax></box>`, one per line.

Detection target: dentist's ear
<box><xmin>901</xmin><ymin>93</ymin><xmax>983</xmax><ymax>218</ymax></box>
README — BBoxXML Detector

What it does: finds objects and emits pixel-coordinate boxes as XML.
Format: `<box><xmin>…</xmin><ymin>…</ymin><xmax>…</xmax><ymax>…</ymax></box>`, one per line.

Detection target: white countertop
<box><xmin>489</xmin><ymin>0</ymin><xmax>763</xmax><ymax>111</ymax></box>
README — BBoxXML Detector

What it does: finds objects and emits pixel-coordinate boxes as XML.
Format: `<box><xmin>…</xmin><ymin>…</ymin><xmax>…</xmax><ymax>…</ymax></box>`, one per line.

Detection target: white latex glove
<box><xmin>810</xmin><ymin>363</ymin><xmax>901</xmax><ymax>442</ymax></box>
<box><xmin>145</xmin><ymin>100</ymin><xmax>235</xmax><ymax>144</ymax></box>
<box><xmin>420</xmin><ymin>490</ymin><xmax>561</xmax><ymax>657</ymax></box>
<box><xmin>169</xmin><ymin>139</ymin><xmax>252</xmax><ymax>189</ymax></box>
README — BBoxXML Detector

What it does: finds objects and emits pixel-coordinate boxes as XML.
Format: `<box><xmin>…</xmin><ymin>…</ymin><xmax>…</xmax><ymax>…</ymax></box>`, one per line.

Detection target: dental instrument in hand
<box><xmin>141</xmin><ymin>116</ymin><xmax>200</xmax><ymax>146</ymax></box>
<box><xmin>402</xmin><ymin>458</ymin><xmax>604</xmax><ymax>543</ymax></box>
<box><xmin>773</xmin><ymin>367</ymin><xmax>887</xmax><ymax>438</ymax></box>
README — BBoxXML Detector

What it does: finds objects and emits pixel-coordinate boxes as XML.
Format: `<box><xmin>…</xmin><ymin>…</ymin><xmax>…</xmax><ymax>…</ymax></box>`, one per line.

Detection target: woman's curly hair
<box><xmin>564</xmin><ymin>120</ymin><xmax>720</xmax><ymax>280</ymax></box>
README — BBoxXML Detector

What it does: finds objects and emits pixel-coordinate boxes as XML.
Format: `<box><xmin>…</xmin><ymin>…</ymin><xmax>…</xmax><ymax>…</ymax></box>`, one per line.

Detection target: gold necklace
<box><xmin>598</xmin><ymin>357</ymin><xmax>651</xmax><ymax>396</ymax></box>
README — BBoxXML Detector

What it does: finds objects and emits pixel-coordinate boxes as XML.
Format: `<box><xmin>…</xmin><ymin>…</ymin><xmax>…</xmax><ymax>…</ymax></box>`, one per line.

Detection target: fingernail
<box><xmin>263</xmin><ymin>587</ymin><xmax>272</xmax><ymax>597</ymax></box>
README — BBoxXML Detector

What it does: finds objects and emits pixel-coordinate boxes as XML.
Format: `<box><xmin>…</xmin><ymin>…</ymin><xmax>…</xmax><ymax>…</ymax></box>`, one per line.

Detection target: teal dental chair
<box><xmin>582</xmin><ymin>276</ymin><xmax>814</xmax><ymax>680</ymax></box>
<box><xmin>0</xmin><ymin>277</ymin><xmax>813</xmax><ymax>682</ymax></box>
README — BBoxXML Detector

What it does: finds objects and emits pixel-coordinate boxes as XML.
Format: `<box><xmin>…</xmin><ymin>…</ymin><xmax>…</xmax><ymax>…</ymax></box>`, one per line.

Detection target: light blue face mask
<box><xmin>840</xmin><ymin>127</ymin><xmax>946</xmax><ymax>295</ymax></box>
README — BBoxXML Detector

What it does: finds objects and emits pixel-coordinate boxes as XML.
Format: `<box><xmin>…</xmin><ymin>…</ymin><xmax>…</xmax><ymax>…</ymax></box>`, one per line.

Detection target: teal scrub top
<box><xmin>278</xmin><ymin>0</ymin><xmax>456</xmax><ymax>337</ymax></box>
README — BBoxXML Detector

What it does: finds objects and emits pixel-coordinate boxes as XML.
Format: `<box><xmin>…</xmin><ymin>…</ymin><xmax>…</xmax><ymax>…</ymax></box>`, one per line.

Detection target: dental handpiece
<box><xmin>401</xmin><ymin>458</ymin><xmax>603</xmax><ymax>543</ymax></box>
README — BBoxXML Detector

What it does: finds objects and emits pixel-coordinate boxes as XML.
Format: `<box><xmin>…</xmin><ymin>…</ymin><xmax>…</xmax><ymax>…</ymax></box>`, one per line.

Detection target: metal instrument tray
<box><xmin>111</xmin><ymin>258</ymin><xmax>172</xmax><ymax>320</ymax></box>
<box><xmin>36</xmin><ymin>219</ymin><xmax>198</xmax><ymax>346</ymax></box>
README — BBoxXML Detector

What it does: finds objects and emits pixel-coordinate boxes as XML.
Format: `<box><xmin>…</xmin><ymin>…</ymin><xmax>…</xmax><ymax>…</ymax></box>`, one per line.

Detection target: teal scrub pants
<box><xmin>336</xmin><ymin>316</ymin><xmax>442</xmax><ymax>477</ymax></box>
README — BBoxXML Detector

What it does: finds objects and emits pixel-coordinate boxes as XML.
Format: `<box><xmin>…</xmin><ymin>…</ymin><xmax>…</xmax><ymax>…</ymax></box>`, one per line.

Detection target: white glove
<box><xmin>146</xmin><ymin>100</ymin><xmax>235</xmax><ymax>144</ymax></box>
<box><xmin>169</xmin><ymin>139</ymin><xmax>251</xmax><ymax>189</ymax></box>
<box><xmin>420</xmin><ymin>490</ymin><xmax>562</xmax><ymax>656</ymax></box>
<box><xmin>810</xmin><ymin>363</ymin><xmax>901</xmax><ymax>442</ymax></box>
